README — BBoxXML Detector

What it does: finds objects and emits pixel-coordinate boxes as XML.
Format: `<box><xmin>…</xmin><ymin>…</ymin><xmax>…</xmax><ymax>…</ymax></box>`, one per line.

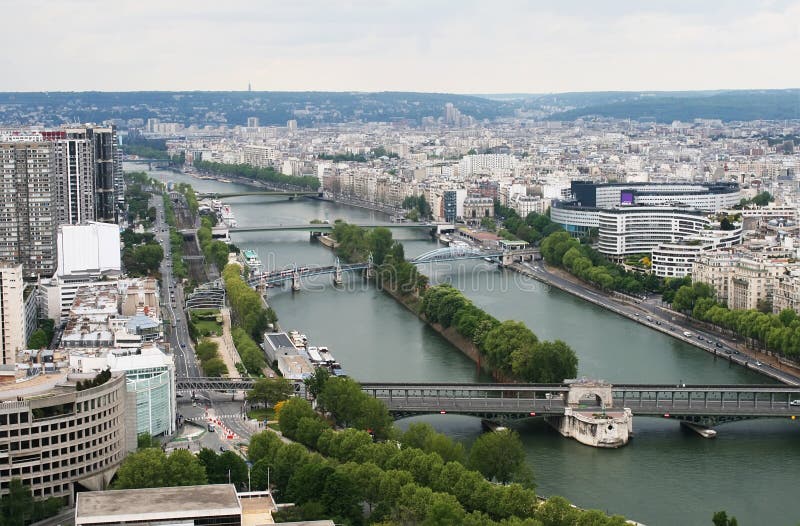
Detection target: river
<box><xmin>141</xmin><ymin>165</ymin><xmax>800</xmax><ymax>526</ymax></box>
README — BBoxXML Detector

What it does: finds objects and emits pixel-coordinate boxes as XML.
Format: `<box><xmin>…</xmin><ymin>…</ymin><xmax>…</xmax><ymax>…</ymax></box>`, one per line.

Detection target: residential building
<box><xmin>0</xmin><ymin>141</ymin><xmax>57</xmax><ymax>277</ymax></box>
<box><xmin>693</xmin><ymin>250</ymin><xmax>789</xmax><ymax>310</ymax></box>
<box><xmin>510</xmin><ymin>195</ymin><xmax>549</xmax><ymax>217</ymax></box>
<box><xmin>462</xmin><ymin>197</ymin><xmax>494</xmax><ymax>224</ymax></box>
<box><xmin>650</xmin><ymin>227</ymin><xmax>743</xmax><ymax>278</ymax></box>
<box><xmin>56</xmin><ymin>222</ymin><xmax>121</xmax><ymax>278</ymax></box>
<box><xmin>0</xmin><ymin>264</ymin><xmax>25</xmax><ymax>366</ymax></box>
<box><xmin>773</xmin><ymin>271</ymin><xmax>800</xmax><ymax>314</ymax></box>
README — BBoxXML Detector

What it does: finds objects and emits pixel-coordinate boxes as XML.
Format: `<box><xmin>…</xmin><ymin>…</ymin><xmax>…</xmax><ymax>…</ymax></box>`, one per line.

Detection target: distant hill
<box><xmin>545</xmin><ymin>89</ymin><xmax>800</xmax><ymax>122</ymax></box>
<box><xmin>0</xmin><ymin>89</ymin><xmax>795</xmax><ymax>126</ymax></box>
<box><xmin>0</xmin><ymin>91</ymin><xmax>514</xmax><ymax>127</ymax></box>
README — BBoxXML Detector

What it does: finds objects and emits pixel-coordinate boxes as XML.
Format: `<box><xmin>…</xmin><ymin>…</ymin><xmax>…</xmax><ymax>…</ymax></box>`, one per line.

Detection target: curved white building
<box><xmin>597</xmin><ymin>207</ymin><xmax>711</xmax><ymax>259</ymax></box>
<box><xmin>0</xmin><ymin>371</ymin><xmax>134</xmax><ymax>502</ymax></box>
<box><xmin>551</xmin><ymin>181</ymin><xmax>741</xmax><ymax>236</ymax></box>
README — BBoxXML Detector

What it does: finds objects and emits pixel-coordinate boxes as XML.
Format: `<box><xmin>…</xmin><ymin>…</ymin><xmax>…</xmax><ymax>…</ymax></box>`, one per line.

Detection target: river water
<box><xmin>142</xmin><ymin>166</ymin><xmax>800</xmax><ymax>526</ymax></box>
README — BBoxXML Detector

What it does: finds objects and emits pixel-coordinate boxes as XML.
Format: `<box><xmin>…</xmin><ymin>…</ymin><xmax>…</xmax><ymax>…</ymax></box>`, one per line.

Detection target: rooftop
<box><xmin>76</xmin><ymin>485</ymin><xmax>241</xmax><ymax>525</ymax></box>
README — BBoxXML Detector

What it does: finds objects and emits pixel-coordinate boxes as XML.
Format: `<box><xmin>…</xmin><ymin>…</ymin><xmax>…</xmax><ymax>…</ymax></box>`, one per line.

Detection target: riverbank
<box><xmin>509</xmin><ymin>262</ymin><xmax>800</xmax><ymax>386</ymax></box>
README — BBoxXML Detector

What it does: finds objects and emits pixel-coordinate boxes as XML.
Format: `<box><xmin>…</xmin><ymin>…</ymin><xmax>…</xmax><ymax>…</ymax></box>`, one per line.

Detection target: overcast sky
<box><xmin>2</xmin><ymin>0</ymin><xmax>798</xmax><ymax>93</ymax></box>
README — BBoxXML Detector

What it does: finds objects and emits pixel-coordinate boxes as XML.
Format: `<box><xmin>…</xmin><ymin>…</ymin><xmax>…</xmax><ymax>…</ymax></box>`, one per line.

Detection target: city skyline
<box><xmin>2</xmin><ymin>0</ymin><xmax>799</xmax><ymax>93</ymax></box>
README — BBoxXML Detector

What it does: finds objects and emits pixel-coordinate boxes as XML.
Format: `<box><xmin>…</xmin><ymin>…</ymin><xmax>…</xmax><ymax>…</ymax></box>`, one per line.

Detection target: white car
<box><xmin>790</xmin><ymin>400</ymin><xmax>800</xmax><ymax>406</ymax></box>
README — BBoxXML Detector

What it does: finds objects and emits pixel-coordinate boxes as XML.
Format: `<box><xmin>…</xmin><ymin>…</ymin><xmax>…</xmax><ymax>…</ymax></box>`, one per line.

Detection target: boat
<box><xmin>220</xmin><ymin>205</ymin><xmax>237</xmax><ymax>227</ymax></box>
<box><xmin>239</xmin><ymin>249</ymin><xmax>262</xmax><ymax>272</ymax></box>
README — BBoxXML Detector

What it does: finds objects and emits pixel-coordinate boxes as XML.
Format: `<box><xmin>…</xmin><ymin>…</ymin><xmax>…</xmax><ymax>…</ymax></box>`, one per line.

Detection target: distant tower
<box><xmin>247</xmin><ymin>117</ymin><xmax>259</xmax><ymax>128</ymax></box>
<box><xmin>286</xmin><ymin>120</ymin><xmax>298</xmax><ymax>133</ymax></box>
<box><xmin>248</xmin><ymin>82</ymin><xmax>252</xmax><ymax>92</ymax></box>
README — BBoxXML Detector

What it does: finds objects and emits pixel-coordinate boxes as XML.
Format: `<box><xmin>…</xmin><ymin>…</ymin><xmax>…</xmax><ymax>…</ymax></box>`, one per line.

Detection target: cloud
<box><xmin>0</xmin><ymin>0</ymin><xmax>797</xmax><ymax>92</ymax></box>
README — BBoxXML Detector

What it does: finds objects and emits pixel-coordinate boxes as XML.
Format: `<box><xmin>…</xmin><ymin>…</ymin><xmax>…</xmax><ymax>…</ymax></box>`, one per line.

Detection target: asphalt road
<box><xmin>520</xmin><ymin>260</ymin><xmax>800</xmax><ymax>386</ymax></box>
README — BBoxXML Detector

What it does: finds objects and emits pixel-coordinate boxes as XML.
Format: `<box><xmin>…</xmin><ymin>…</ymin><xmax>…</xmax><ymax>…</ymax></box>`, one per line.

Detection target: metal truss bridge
<box><xmin>175</xmin><ymin>378</ymin><xmax>800</xmax><ymax>427</ymax></box>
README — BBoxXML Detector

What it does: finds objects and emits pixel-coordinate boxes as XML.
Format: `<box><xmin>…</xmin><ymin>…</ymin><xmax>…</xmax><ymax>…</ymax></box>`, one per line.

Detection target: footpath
<box><xmin>206</xmin><ymin>307</ymin><xmax>243</xmax><ymax>377</ymax></box>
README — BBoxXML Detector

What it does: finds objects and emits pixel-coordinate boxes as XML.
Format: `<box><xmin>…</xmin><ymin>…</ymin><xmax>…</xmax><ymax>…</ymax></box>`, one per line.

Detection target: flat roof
<box><xmin>265</xmin><ymin>332</ymin><xmax>294</xmax><ymax>350</ymax></box>
<box><xmin>75</xmin><ymin>484</ymin><xmax>241</xmax><ymax>525</ymax></box>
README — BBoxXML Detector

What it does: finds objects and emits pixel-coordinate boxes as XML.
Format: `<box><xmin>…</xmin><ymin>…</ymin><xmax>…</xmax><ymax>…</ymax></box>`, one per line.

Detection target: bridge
<box><xmin>228</xmin><ymin>222</ymin><xmax>437</xmax><ymax>233</ymax></box>
<box><xmin>245</xmin><ymin>259</ymin><xmax>370</xmax><ymax>289</ymax></box>
<box><xmin>175</xmin><ymin>378</ymin><xmax>800</xmax><ymax>427</ymax></box>
<box><xmin>197</xmin><ymin>190</ymin><xmax>322</xmax><ymax>199</ymax></box>
<box><xmin>124</xmin><ymin>158</ymin><xmax>173</xmax><ymax>169</ymax></box>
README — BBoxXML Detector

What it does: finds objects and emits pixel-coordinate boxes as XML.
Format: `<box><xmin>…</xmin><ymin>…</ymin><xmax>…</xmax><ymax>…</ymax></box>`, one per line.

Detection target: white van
<box><xmin>683</xmin><ymin>331</ymin><xmax>692</xmax><ymax>337</ymax></box>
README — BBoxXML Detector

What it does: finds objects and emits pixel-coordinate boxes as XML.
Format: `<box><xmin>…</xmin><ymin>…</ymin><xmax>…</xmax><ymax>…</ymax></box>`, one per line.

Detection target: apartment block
<box><xmin>0</xmin><ymin>264</ymin><xmax>25</xmax><ymax>366</ymax></box>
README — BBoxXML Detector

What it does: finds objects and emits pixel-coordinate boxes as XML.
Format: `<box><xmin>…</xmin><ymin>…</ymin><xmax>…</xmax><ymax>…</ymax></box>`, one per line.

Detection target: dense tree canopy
<box><xmin>114</xmin><ymin>448</ymin><xmax>206</xmax><ymax>489</ymax></box>
<box><xmin>194</xmin><ymin>160</ymin><xmax>319</xmax><ymax>190</ymax></box>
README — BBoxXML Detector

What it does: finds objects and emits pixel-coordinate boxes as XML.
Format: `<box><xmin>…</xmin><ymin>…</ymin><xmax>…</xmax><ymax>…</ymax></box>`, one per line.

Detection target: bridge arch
<box><xmin>410</xmin><ymin>246</ymin><xmax>501</xmax><ymax>264</ymax></box>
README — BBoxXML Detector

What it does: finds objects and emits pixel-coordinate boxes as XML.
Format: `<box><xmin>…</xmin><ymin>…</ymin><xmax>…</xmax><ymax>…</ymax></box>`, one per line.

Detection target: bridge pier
<box><xmin>333</xmin><ymin>258</ymin><xmax>343</xmax><ymax>285</ymax></box>
<box><xmin>292</xmin><ymin>272</ymin><xmax>301</xmax><ymax>291</ymax></box>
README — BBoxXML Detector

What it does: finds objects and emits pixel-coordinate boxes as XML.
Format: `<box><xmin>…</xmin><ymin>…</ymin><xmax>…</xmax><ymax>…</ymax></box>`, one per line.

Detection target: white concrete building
<box><xmin>597</xmin><ymin>207</ymin><xmax>711</xmax><ymax>259</ymax></box>
<box><xmin>651</xmin><ymin>228</ymin><xmax>743</xmax><ymax>278</ymax></box>
<box><xmin>57</xmin><ymin>222</ymin><xmax>121</xmax><ymax>278</ymax></box>
<box><xmin>0</xmin><ymin>264</ymin><xmax>25</xmax><ymax>367</ymax></box>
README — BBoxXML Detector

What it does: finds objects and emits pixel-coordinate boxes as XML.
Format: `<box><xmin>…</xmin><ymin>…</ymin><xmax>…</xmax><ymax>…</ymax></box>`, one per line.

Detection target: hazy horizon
<box><xmin>2</xmin><ymin>1</ymin><xmax>798</xmax><ymax>93</ymax></box>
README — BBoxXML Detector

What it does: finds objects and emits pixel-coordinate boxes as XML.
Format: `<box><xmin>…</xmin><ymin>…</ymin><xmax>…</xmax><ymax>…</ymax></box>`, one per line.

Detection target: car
<box><xmin>697</xmin><ymin>335</ymin><xmax>703</xmax><ymax>341</ymax></box>
<box><xmin>724</xmin><ymin>349</ymin><xmax>732</xmax><ymax>355</ymax></box>
<box><xmin>733</xmin><ymin>350</ymin><xmax>740</xmax><ymax>355</ymax></box>
<box><xmin>181</xmin><ymin>344</ymin><xmax>186</xmax><ymax>348</ymax></box>
<box><xmin>715</xmin><ymin>342</ymin><xmax>723</xmax><ymax>348</ymax></box>
<box><xmin>790</xmin><ymin>400</ymin><xmax>800</xmax><ymax>406</ymax></box>
<box><xmin>656</xmin><ymin>321</ymin><xmax>661</xmax><ymax>325</ymax></box>
<box><xmin>755</xmin><ymin>361</ymin><xmax>763</xmax><ymax>366</ymax></box>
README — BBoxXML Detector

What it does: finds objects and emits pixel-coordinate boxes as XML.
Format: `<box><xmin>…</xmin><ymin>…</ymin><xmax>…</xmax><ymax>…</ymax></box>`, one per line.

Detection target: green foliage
<box><xmin>122</xmin><ymin>241</ymin><xmax>163</xmax><ymax>277</ymax></box>
<box><xmin>402</xmin><ymin>195</ymin><xmax>432</xmax><ymax>219</ymax></box>
<box><xmin>0</xmin><ymin>479</ymin><xmax>64</xmax><ymax>526</ymax></box>
<box><xmin>318</xmin><ymin>377</ymin><xmax>393</xmax><ymax>438</ymax></box>
<box><xmin>318</xmin><ymin>152</ymin><xmax>368</xmax><ymax>162</ymax></box>
<box><xmin>202</xmin><ymin>357</ymin><xmax>227</xmax><ymax>377</ymax></box>
<box><xmin>231</xmin><ymin>327</ymin><xmax>267</xmax><ymax>375</ymax></box>
<box><xmin>136</xmin><ymin>432</ymin><xmax>160</xmax><ymax>450</ymax></box>
<box><xmin>712</xmin><ymin>511</ymin><xmax>739</xmax><ymax>526</ymax></box>
<box><xmin>248</xmin><ymin>377</ymin><xmax>293</xmax><ymax>407</ymax></box>
<box><xmin>198</xmin><ymin>449</ymin><xmax>248</xmax><ymax>488</ymax></box>
<box><xmin>468</xmin><ymin>429</ymin><xmax>532</xmax><ymax>485</ymax></box>
<box><xmin>194</xmin><ymin>160</ymin><xmax>319</xmax><ymax>190</ymax></box>
<box><xmin>304</xmin><ymin>367</ymin><xmax>331</xmax><ymax>399</ymax></box>
<box><xmin>123</xmin><ymin>137</ymin><xmax>171</xmax><ymax>160</ymax></box>
<box><xmin>421</xmin><ymin>285</ymin><xmax>577</xmax><ymax>382</ymax></box>
<box><xmin>400</xmin><ymin>423</ymin><xmax>465</xmax><ymax>464</ymax></box>
<box><xmin>540</xmin><ymin>230</ymin><xmax>662</xmax><ymax>295</ymax></box>
<box><xmin>189</xmin><ymin>309</ymin><xmax>222</xmax><ymax>338</ymax></box>
<box><xmin>114</xmin><ymin>448</ymin><xmax>207</xmax><ymax>489</ymax></box>
<box><xmin>669</xmin><ymin>283</ymin><xmax>800</xmax><ymax>360</ymax></box>
<box><xmin>222</xmin><ymin>264</ymin><xmax>277</xmax><ymax>341</ymax></box>
<box><xmin>278</xmin><ymin>397</ymin><xmax>318</xmax><ymax>440</ymax></box>
<box><xmin>197</xmin><ymin>216</ymin><xmax>230</xmax><ymax>270</ymax></box>
<box><xmin>26</xmin><ymin>329</ymin><xmax>49</xmax><ymax>350</ymax></box>
<box><xmin>76</xmin><ymin>368</ymin><xmax>112</xmax><ymax>391</ymax></box>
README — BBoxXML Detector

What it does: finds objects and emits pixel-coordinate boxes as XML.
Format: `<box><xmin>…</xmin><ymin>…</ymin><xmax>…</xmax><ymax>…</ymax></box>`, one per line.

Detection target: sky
<box><xmin>1</xmin><ymin>0</ymin><xmax>798</xmax><ymax>93</ymax></box>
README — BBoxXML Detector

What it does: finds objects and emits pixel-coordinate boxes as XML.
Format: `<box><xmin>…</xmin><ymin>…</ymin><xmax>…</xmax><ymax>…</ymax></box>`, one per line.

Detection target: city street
<box><xmin>521</xmin><ymin>259</ymin><xmax>800</xmax><ymax>385</ymax></box>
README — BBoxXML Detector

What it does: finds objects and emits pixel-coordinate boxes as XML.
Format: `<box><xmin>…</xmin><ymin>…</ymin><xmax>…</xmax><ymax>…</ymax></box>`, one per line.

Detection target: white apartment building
<box><xmin>0</xmin><ymin>264</ymin><xmax>25</xmax><ymax>367</ymax></box>
<box><xmin>773</xmin><ymin>271</ymin><xmax>800</xmax><ymax>314</ymax></box>
<box><xmin>597</xmin><ymin>207</ymin><xmax>711</xmax><ymax>259</ymax></box>
<box><xmin>510</xmin><ymin>195</ymin><xmax>550</xmax><ymax>217</ymax></box>
<box><xmin>651</xmin><ymin>228</ymin><xmax>743</xmax><ymax>278</ymax></box>
<box><xmin>458</xmin><ymin>154</ymin><xmax>513</xmax><ymax>177</ymax></box>
<box><xmin>242</xmin><ymin>144</ymin><xmax>279</xmax><ymax>168</ymax></box>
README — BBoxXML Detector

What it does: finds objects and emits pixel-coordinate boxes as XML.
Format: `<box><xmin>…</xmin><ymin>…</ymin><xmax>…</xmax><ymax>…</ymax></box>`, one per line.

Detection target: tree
<box><xmin>137</xmin><ymin>432</ymin><xmax>160</xmax><ymax>450</ymax></box>
<box><xmin>202</xmin><ymin>357</ymin><xmax>227</xmax><ymax>377</ymax></box>
<box><xmin>481</xmin><ymin>216</ymin><xmax>497</xmax><ymax>231</ymax></box>
<box><xmin>27</xmin><ymin>329</ymin><xmax>49</xmax><ymax>349</ymax></box>
<box><xmin>278</xmin><ymin>397</ymin><xmax>318</xmax><ymax>439</ymax></box>
<box><xmin>369</xmin><ymin>227</ymin><xmax>394</xmax><ymax>266</ymax></box>
<box><xmin>468</xmin><ymin>430</ymin><xmax>532</xmax><ymax>485</ymax></box>
<box><xmin>482</xmin><ymin>320</ymin><xmax>539</xmax><ymax>373</ymax></box>
<box><xmin>247</xmin><ymin>377</ymin><xmax>293</xmax><ymax>407</ymax></box>
<box><xmin>318</xmin><ymin>377</ymin><xmax>365</xmax><ymax>427</ymax></box>
<box><xmin>1</xmin><ymin>479</ymin><xmax>34</xmax><ymax>526</ymax></box>
<box><xmin>527</xmin><ymin>340</ymin><xmax>578</xmax><ymax>383</ymax></box>
<box><xmin>165</xmin><ymin>448</ymin><xmax>208</xmax><ymax>486</ymax></box>
<box><xmin>304</xmin><ymin>367</ymin><xmax>331</xmax><ymax>400</ymax></box>
<box><xmin>401</xmin><ymin>423</ymin><xmax>465</xmax><ymax>464</ymax></box>
<box><xmin>712</xmin><ymin>511</ymin><xmax>739</xmax><ymax>526</ymax></box>
<box><xmin>248</xmin><ymin>430</ymin><xmax>284</xmax><ymax>464</ymax></box>
<box><xmin>114</xmin><ymin>448</ymin><xmax>205</xmax><ymax>489</ymax></box>
<box><xmin>536</xmin><ymin>496</ymin><xmax>579</xmax><ymax>526</ymax></box>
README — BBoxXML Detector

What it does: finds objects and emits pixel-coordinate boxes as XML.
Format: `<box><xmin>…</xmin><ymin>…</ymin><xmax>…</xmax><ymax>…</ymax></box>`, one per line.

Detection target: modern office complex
<box><xmin>596</xmin><ymin>206</ymin><xmax>712</xmax><ymax>260</ymax></box>
<box><xmin>0</xmin><ymin>370</ymin><xmax>134</xmax><ymax>501</ymax></box>
<box><xmin>551</xmin><ymin>181</ymin><xmax>741</xmax><ymax>237</ymax></box>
